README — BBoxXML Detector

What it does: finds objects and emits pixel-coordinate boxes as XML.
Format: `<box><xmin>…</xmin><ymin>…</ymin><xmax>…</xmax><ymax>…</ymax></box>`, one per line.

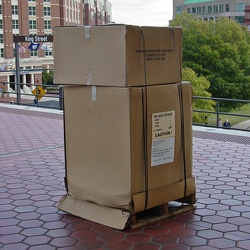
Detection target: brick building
<box><xmin>244</xmin><ymin>5</ymin><xmax>250</xmax><ymax>30</ymax></box>
<box><xmin>0</xmin><ymin>0</ymin><xmax>111</xmax><ymax>93</ymax></box>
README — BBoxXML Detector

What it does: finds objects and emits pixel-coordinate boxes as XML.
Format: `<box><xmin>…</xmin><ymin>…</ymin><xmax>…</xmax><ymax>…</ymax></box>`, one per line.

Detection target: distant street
<box><xmin>0</xmin><ymin>93</ymin><xmax>61</xmax><ymax>109</ymax></box>
<box><xmin>31</xmin><ymin>99</ymin><xmax>60</xmax><ymax>109</ymax></box>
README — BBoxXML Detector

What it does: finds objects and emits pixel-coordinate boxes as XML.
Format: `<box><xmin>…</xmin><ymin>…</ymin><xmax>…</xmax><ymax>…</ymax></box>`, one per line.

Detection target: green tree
<box><xmin>42</xmin><ymin>69</ymin><xmax>54</xmax><ymax>86</ymax></box>
<box><xmin>182</xmin><ymin>67</ymin><xmax>215</xmax><ymax>123</ymax></box>
<box><xmin>170</xmin><ymin>13</ymin><xmax>250</xmax><ymax>110</ymax></box>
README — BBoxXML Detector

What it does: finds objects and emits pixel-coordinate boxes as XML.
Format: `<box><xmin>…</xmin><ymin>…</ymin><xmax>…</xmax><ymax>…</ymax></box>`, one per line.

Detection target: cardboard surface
<box><xmin>53</xmin><ymin>25</ymin><xmax>182</xmax><ymax>86</ymax></box>
<box><xmin>180</xmin><ymin>82</ymin><xmax>193</xmax><ymax>173</ymax></box>
<box><xmin>64</xmin><ymin>86</ymin><xmax>132</xmax><ymax>209</ymax></box>
<box><xmin>58</xmin><ymin>177</ymin><xmax>196</xmax><ymax>229</ymax></box>
<box><xmin>58</xmin><ymin>194</ymin><xmax>130</xmax><ymax>230</ymax></box>
<box><xmin>62</xmin><ymin>83</ymin><xmax>193</xmax><ymax>212</ymax></box>
<box><xmin>132</xmin><ymin>177</ymin><xmax>196</xmax><ymax>213</ymax></box>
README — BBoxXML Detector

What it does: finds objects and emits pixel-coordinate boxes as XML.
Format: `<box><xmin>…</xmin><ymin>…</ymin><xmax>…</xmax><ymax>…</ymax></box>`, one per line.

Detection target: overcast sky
<box><xmin>110</xmin><ymin>0</ymin><xmax>173</xmax><ymax>27</ymax></box>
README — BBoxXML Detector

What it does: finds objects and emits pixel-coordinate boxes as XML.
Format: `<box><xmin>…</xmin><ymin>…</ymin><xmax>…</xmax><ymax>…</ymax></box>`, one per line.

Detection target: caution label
<box><xmin>151</xmin><ymin>111</ymin><xmax>175</xmax><ymax>166</ymax></box>
<box><xmin>152</xmin><ymin>111</ymin><xmax>175</xmax><ymax>140</ymax></box>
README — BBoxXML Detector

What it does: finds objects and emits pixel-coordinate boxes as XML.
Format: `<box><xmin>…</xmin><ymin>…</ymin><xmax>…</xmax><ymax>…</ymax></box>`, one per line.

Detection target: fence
<box><xmin>1</xmin><ymin>81</ymin><xmax>250</xmax><ymax>131</ymax></box>
<box><xmin>0</xmin><ymin>82</ymin><xmax>63</xmax><ymax>110</ymax></box>
<box><xmin>193</xmin><ymin>96</ymin><xmax>250</xmax><ymax>132</ymax></box>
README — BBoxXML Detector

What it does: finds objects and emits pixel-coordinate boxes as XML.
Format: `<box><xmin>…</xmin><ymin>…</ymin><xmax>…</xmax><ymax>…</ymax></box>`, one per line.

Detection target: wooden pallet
<box><xmin>128</xmin><ymin>193</ymin><xmax>196</xmax><ymax>229</ymax></box>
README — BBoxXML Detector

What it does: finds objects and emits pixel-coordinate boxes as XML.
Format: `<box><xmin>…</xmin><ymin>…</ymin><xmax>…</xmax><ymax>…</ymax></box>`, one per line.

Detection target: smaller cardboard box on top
<box><xmin>53</xmin><ymin>25</ymin><xmax>182</xmax><ymax>87</ymax></box>
<box><xmin>58</xmin><ymin>82</ymin><xmax>196</xmax><ymax>229</ymax></box>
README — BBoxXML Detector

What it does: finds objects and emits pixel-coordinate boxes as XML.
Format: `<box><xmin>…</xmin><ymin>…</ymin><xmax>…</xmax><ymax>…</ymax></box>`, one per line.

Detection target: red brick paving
<box><xmin>1</xmin><ymin>105</ymin><xmax>250</xmax><ymax>249</ymax></box>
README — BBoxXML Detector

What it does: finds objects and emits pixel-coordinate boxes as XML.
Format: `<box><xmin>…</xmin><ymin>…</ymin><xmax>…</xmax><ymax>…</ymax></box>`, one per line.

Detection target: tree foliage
<box><xmin>170</xmin><ymin>13</ymin><xmax>250</xmax><ymax>110</ymax></box>
<box><xmin>182</xmin><ymin>67</ymin><xmax>215</xmax><ymax>123</ymax></box>
<box><xmin>42</xmin><ymin>69</ymin><xmax>54</xmax><ymax>86</ymax></box>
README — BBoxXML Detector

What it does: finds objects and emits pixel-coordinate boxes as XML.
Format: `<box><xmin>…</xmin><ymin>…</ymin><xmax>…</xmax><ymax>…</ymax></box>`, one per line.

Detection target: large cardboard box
<box><xmin>53</xmin><ymin>25</ymin><xmax>182</xmax><ymax>86</ymax></box>
<box><xmin>58</xmin><ymin>82</ymin><xmax>195</xmax><ymax>229</ymax></box>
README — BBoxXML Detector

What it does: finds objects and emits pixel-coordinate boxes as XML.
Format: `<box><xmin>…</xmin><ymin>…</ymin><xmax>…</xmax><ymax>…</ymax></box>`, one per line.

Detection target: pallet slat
<box><xmin>129</xmin><ymin>193</ymin><xmax>196</xmax><ymax>228</ymax></box>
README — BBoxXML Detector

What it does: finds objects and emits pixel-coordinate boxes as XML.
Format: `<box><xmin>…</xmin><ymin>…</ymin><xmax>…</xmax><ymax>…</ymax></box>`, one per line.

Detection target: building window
<box><xmin>29</xmin><ymin>6</ymin><xmax>36</xmax><ymax>16</ymax></box>
<box><xmin>0</xmin><ymin>48</ymin><xmax>4</xmax><ymax>58</ymax></box>
<box><xmin>0</xmin><ymin>34</ymin><xmax>3</xmax><ymax>43</ymax></box>
<box><xmin>213</xmin><ymin>5</ymin><xmax>218</xmax><ymax>13</ymax></box>
<box><xmin>235</xmin><ymin>16</ymin><xmax>244</xmax><ymax>23</ymax></box>
<box><xmin>219</xmin><ymin>5</ymin><xmax>224</xmax><ymax>13</ymax></box>
<box><xmin>226</xmin><ymin>4</ymin><xmax>229</xmax><ymax>12</ymax></box>
<box><xmin>202</xmin><ymin>6</ymin><xmax>206</xmax><ymax>14</ymax></box>
<box><xmin>187</xmin><ymin>8</ymin><xmax>191</xmax><ymax>13</ymax></box>
<box><xmin>208</xmin><ymin>6</ymin><xmax>212</xmax><ymax>14</ymax></box>
<box><xmin>29</xmin><ymin>0</ymin><xmax>36</xmax><ymax>2</ymax></box>
<box><xmin>91</xmin><ymin>10</ymin><xmax>95</xmax><ymax>19</ymax></box>
<box><xmin>44</xmin><ymin>0</ymin><xmax>50</xmax><ymax>2</ymax></box>
<box><xmin>44</xmin><ymin>7</ymin><xmax>51</xmax><ymax>16</ymax></box>
<box><xmin>176</xmin><ymin>6</ymin><xmax>182</xmax><ymax>14</ymax></box>
<box><xmin>0</xmin><ymin>20</ymin><xmax>2</xmax><ymax>29</ymax></box>
<box><xmin>12</xmin><ymin>5</ymin><xmax>18</xmax><ymax>15</ymax></box>
<box><xmin>29</xmin><ymin>20</ymin><xmax>37</xmax><ymax>29</ymax></box>
<box><xmin>45</xmin><ymin>50</ymin><xmax>52</xmax><ymax>56</ymax></box>
<box><xmin>44</xmin><ymin>20</ymin><xmax>51</xmax><ymax>29</ymax></box>
<box><xmin>30</xmin><ymin>50</ymin><xmax>37</xmax><ymax>56</ymax></box>
<box><xmin>197</xmin><ymin>7</ymin><xmax>201</xmax><ymax>14</ymax></box>
<box><xmin>192</xmin><ymin>7</ymin><xmax>196</xmax><ymax>14</ymax></box>
<box><xmin>235</xmin><ymin>3</ymin><xmax>246</xmax><ymax>12</ymax></box>
<box><xmin>12</xmin><ymin>20</ymin><xmax>19</xmax><ymax>29</ymax></box>
<box><xmin>0</xmin><ymin>5</ymin><xmax>2</xmax><ymax>15</ymax></box>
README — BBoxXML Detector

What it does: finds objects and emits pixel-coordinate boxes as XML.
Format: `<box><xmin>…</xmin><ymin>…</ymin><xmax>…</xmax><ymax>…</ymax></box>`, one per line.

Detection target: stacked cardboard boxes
<box><xmin>54</xmin><ymin>25</ymin><xmax>196</xmax><ymax>229</ymax></box>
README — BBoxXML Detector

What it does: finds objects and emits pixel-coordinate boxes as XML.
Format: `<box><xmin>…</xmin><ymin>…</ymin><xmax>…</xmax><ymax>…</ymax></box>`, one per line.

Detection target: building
<box><xmin>84</xmin><ymin>0</ymin><xmax>112</xmax><ymax>25</ymax></box>
<box><xmin>173</xmin><ymin>0</ymin><xmax>249</xmax><ymax>23</ymax></box>
<box><xmin>0</xmin><ymin>0</ymin><xmax>111</xmax><ymax>95</ymax></box>
<box><xmin>244</xmin><ymin>5</ymin><xmax>250</xmax><ymax>30</ymax></box>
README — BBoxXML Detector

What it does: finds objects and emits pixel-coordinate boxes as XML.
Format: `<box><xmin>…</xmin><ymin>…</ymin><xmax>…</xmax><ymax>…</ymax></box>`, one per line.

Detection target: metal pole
<box><xmin>216</xmin><ymin>100</ymin><xmax>220</xmax><ymax>127</ymax></box>
<box><xmin>14</xmin><ymin>41</ymin><xmax>21</xmax><ymax>104</ymax></box>
<box><xmin>35</xmin><ymin>85</ymin><xmax>38</xmax><ymax>107</ymax></box>
<box><xmin>59</xmin><ymin>87</ymin><xmax>63</xmax><ymax>110</ymax></box>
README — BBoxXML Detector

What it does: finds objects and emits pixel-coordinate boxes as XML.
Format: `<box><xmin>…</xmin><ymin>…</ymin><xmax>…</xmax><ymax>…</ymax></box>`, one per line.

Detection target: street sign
<box><xmin>13</xmin><ymin>35</ymin><xmax>53</xmax><ymax>43</ymax></box>
<box><xmin>32</xmin><ymin>86</ymin><xmax>46</xmax><ymax>100</ymax></box>
<box><xmin>13</xmin><ymin>34</ymin><xmax>53</xmax><ymax>104</ymax></box>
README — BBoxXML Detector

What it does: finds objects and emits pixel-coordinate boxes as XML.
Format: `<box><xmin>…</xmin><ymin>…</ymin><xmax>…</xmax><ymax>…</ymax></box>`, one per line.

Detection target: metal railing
<box><xmin>1</xmin><ymin>82</ymin><xmax>250</xmax><ymax>131</ymax></box>
<box><xmin>0</xmin><ymin>82</ymin><xmax>63</xmax><ymax>110</ymax></box>
<box><xmin>193</xmin><ymin>96</ymin><xmax>250</xmax><ymax>132</ymax></box>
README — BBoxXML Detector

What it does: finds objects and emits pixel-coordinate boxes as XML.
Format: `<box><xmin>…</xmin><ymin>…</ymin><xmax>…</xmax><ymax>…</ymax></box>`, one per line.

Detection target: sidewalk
<box><xmin>0</xmin><ymin>104</ymin><xmax>250</xmax><ymax>249</ymax></box>
<box><xmin>232</xmin><ymin>120</ymin><xmax>250</xmax><ymax>130</ymax></box>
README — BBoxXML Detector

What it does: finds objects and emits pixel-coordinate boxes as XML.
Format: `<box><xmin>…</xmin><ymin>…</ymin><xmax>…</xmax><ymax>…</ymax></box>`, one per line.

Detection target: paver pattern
<box><xmin>0</xmin><ymin>105</ymin><xmax>250</xmax><ymax>249</ymax></box>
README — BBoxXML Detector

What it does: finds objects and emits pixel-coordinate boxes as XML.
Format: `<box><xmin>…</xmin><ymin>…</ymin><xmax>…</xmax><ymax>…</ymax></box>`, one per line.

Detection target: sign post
<box><xmin>14</xmin><ymin>40</ymin><xmax>21</xmax><ymax>104</ymax></box>
<box><xmin>12</xmin><ymin>35</ymin><xmax>53</xmax><ymax>104</ymax></box>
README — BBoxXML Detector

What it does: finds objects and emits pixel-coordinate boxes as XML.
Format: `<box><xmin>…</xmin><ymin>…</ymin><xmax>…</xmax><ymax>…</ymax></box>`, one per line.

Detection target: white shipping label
<box><xmin>151</xmin><ymin>137</ymin><xmax>175</xmax><ymax>167</ymax></box>
<box><xmin>151</xmin><ymin>111</ymin><xmax>175</xmax><ymax>167</ymax></box>
<box><xmin>152</xmin><ymin>111</ymin><xmax>175</xmax><ymax>140</ymax></box>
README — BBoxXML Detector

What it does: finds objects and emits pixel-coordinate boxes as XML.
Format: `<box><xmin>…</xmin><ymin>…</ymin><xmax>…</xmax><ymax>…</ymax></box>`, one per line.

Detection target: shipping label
<box><xmin>151</xmin><ymin>137</ymin><xmax>175</xmax><ymax>166</ymax></box>
<box><xmin>151</xmin><ymin>111</ymin><xmax>175</xmax><ymax>166</ymax></box>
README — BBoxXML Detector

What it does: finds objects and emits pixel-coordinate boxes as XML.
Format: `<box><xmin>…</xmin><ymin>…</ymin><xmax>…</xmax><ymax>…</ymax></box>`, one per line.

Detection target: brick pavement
<box><xmin>0</xmin><ymin>104</ymin><xmax>250</xmax><ymax>249</ymax></box>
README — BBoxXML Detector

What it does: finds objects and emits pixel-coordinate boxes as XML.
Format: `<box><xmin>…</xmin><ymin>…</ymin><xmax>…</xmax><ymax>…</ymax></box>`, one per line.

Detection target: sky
<box><xmin>110</xmin><ymin>0</ymin><xmax>173</xmax><ymax>27</ymax></box>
